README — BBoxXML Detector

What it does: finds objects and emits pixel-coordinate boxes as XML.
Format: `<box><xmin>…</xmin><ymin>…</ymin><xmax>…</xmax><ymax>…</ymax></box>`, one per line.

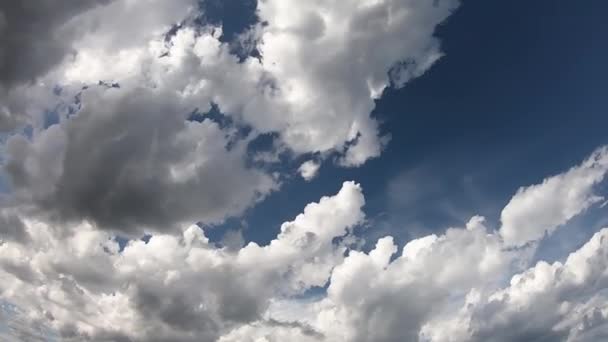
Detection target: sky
<box><xmin>0</xmin><ymin>1</ymin><xmax>608</xmax><ymax>341</ymax></box>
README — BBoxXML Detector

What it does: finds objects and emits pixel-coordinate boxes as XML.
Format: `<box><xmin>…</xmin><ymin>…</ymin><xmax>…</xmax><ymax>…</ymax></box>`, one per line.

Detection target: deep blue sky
<box><xmin>203</xmin><ymin>0</ymin><xmax>608</xmax><ymax>251</ymax></box>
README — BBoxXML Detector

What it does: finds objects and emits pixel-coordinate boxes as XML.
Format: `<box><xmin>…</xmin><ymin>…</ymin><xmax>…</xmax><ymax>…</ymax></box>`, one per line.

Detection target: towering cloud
<box><xmin>1</xmin><ymin>147</ymin><xmax>608</xmax><ymax>341</ymax></box>
<box><xmin>1</xmin><ymin>1</ymin><xmax>607</xmax><ymax>341</ymax></box>
<box><xmin>0</xmin><ymin>182</ymin><xmax>365</xmax><ymax>341</ymax></box>
<box><xmin>1</xmin><ymin>0</ymin><xmax>457</xmax><ymax>164</ymax></box>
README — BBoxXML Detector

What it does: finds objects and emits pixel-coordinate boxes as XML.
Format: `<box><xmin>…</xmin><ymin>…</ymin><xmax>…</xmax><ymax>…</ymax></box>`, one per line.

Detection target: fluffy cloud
<box><xmin>299</xmin><ymin>160</ymin><xmax>321</xmax><ymax>181</ymax></box>
<box><xmin>218</xmin><ymin>320</ymin><xmax>323</xmax><ymax>342</ymax></box>
<box><xmin>2</xmin><ymin>0</ymin><xmax>460</xmax><ymax>236</ymax></box>
<box><xmin>3</xmin><ymin>1</ymin><xmax>608</xmax><ymax>341</ymax></box>
<box><xmin>2</xmin><ymin>0</ymin><xmax>457</xmax><ymax>165</ymax></box>
<box><xmin>0</xmin><ymin>0</ymin><xmax>111</xmax><ymax>131</ymax></box>
<box><xmin>216</xmin><ymin>148</ymin><xmax>608</xmax><ymax>342</ymax></box>
<box><xmin>0</xmin><ymin>0</ymin><xmax>111</xmax><ymax>89</ymax></box>
<box><xmin>2</xmin><ymin>147</ymin><xmax>608</xmax><ymax>341</ymax></box>
<box><xmin>0</xmin><ymin>181</ymin><xmax>365</xmax><ymax>341</ymax></box>
<box><xmin>0</xmin><ymin>0</ymin><xmax>196</xmax><ymax>131</ymax></box>
<box><xmin>423</xmin><ymin>227</ymin><xmax>608</xmax><ymax>342</ymax></box>
<box><xmin>240</xmin><ymin>0</ymin><xmax>459</xmax><ymax>165</ymax></box>
<box><xmin>3</xmin><ymin>86</ymin><xmax>276</xmax><ymax>235</ymax></box>
<box><xmin>0</xmin><ymin>208</ymin><xmax>27</xmax><ymax>244</ymax></box>
<box><xmin>500</xmin><ymin>146</ymin><xmax>608</xmax><ymax>247</ymax></box>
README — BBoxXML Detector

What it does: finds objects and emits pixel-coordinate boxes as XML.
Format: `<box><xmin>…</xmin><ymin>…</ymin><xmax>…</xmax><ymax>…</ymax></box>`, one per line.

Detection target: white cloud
<box><xmin>1</xmin><ymin>0</ymin><xmax>461</xmax><ymax>235</ymax></box>
<box><xmin>218</xmin><ymin>320</ymin><xmax>323</xmax><ymax>342</ymax></box>
<box><xmin>308</xmin><ymin>216</ymin><xmax>517</xmax><ymax>342</ymax></box>
<box><xmin>2</xmin><ymin>0</ymin><xmax>458</xmax><ymax>170</ymax></box>
<box><xmin>243</xmin><ymin>0</ymin><xmax>458</xmax><ymax>166</ymax></box>
<box><xmin>500</xmin><ymin>146</ymin><xmax>608</xmax><ymax>247</ymax></box>
<box><xmin>2</xmin><ymin>148</ymin><xmax>608</xmax><ymax>341</ymax></box>
<box><xmin>0</xmin><ymin>0</ymin><xmax>110</xmax><ymax>89</ymax></box>
<box><xmin>3</xmin><ymin>1</ymin><xmax>608</xmax><ymax>341</ymax></box>
<box><xmin>298</xmin><ymin>160</ymin><xmax>321</xmax><ymax>181</ymax></box>
<box><xmin>0</xmin><ymin>181</ymin><xmax>365</xmax><ymax>341</ymax></box>
<box><xmin>423</xmin><ymin>227</ymin><xmax>608</xmax><ymax>342</ymax></box>
<box><xmin>4</xmin><ymin>86</ymin><xmax>277</xmax><ymax>235</ymax></box>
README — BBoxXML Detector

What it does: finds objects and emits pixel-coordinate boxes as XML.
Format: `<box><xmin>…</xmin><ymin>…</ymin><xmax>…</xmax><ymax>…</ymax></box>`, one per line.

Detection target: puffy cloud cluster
<box><xmin>0</xmin><ymin>0</ymin><xmax>110</xmax><ymax>89</ymax></box>
<box><xmin>1</xmin><ymin>0</ymin><xmax>195</xmax><ymax>131</ymax></box>
<box><xmin>1</xmin><ymin>0</ymin><xmax>459</xmax><ymax>233</ymax></box>
<box><xmin>4</xmin><ymin>86</ymin><xmax>276</xmax><ymax>235</ymax></box>
<box><xmin>422</xmin><ymin>227</ymin><xmax>608</xmax><ymax>342</ymax></box>
<box><xmin>1</xmin><ymin>0</ymin><xmax>457</xmax><ymax>163</ymax></box>
<box><xmin>247</xmin><ymin>0</ymin><xmax>459</xmax><ymax>165</ymax></box>
<box><xmin>0</xmin><ymin>181</ymin><xmax>364</xmax><ymax>341</ymax></box>
<box><xmin>0</xmin><ymin>0</ymin><xmax>108</xmax><ymax>131</ymax></box>
<box><xmin>1</xmin><ymin>147</ymin><xmax>608</xmax><ymax>341</ymax></box>
<box><xmin>2</xmin><ymin>0</ymin><xmax>608</xmax><ymax>341</ymax></box>
<box><xmin>500</xmin><ymin>146</ymin><xmax>608</xmax><ymax>247</ymax></box>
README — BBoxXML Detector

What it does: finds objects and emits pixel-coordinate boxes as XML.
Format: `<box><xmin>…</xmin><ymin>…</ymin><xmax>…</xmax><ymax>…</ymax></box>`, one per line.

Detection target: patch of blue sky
<box><xmin>42</xmin><ymin>110</ymin><xmax>60</xmax><ymax>129</ymax></box>
<box><xmin>95</xmin><ymin>0</ymin><xmax>608</xmax><ymax>264</ymax></box>
<box><xmin>195</xmin><ymin>0</ymin><xmax>259</xmax><ymax>60</ymax></box>
<box><xmin>223</xmin><ymin>0</ymin><xmax>608</xmax><ymax>252</ymax></box>
<box><xmin>0</xmin><ymin>300</ymin><xmax>58</xmax><ymax>342</ymax></box>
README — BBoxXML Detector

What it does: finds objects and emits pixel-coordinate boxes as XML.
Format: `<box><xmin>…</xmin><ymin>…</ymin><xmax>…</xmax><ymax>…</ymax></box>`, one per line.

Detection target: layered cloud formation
<box><xmin>1</xmin><ymin>1</ymin><xmax>608</xmax><ymax>341</ymax></box>
<box><xmin>2</xmin><ymin>148</ymin><xmax>608</xmax><ymax>341</ymax></box>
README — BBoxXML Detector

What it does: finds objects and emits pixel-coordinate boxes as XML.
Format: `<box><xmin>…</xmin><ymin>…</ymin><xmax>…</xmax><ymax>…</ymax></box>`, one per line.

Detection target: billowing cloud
<box><xmin>2</xmin><ymin>0</ymin><xmax>460</xmax><ymax>235</ymax></box>
<box><xmin>423</xmin><ymin>227</ymin><xmax>608</xmax><ymax>342</ymax></box>
<box><xmin>0</xmin><ymin>0</ymin><xmax>196</xmax><ymax>131</ymax></box>
<box><xmin>500</xmin><ymin>146</ymin><xmax>608</xmax><ymax>247</ymax></box>
<box><xmin>2</xmin><ymin>1</ymin><xmax>608</xmax><ymax>341</ymax></box>
<box><xmin>299</xmin><ymin>160</ymin><xmax>321</xmax><ymax>181</ymax></box>
<box><xmin>0</xmin><ymin>208</ymin><xmax>27</xmax><ymax>244</ymax></box>
<box><xmin>0</xmin><ymin>0</ymin><xmax>111</xmax><ymax>132</ymax></box>
<box><xmin>1</xmin><ymin>147</ymin><xmax>608</xmax><ymax>341</ymax></box>
<box><xmin>2</xmin><ymin>0</ymin><xmax>457</xmax><ymax>165</ymax></box>
<box><xmin>0</xmin><ymin>0</ymin><xmax>460</xmax><ymax>236</ymax></box>
<box><xmin>238</xmin><ymin>0</ymin><xmax>459</xmax><ymax>165</ymax></box>
<box><xmin>0</xmin><ymin>0</ymin><xmax>111</xmax><ymax>88</ymax></box>
<box><xmin>4</xmin><ymin>86</ymin><xmax>276</xmax><ymax>235</ymax></box>
<box><xmin>0</xmin><ymin>181</ymin><xmax>365</xmax><ymax>341</ymax></box>
<box><xmin>218</xmin><ymin>319</ymin><xmax>323</xmax><ymax>342</ymax></box>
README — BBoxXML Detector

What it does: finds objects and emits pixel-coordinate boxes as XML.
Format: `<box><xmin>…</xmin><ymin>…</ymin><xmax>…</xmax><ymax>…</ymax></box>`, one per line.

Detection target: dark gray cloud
<box><xmin>132</xmin><ymin>285</ymin><xmax>219</xmax><ymax>337</ymax></box>
<box><xmin>0</xmin><ymin>0</ymin><xmax>111</xmax><ymax>88</ymax></box>
<box><xmin>468</xmin><ymin>297</ymin><xmax>569</xmax><ymax>342</ymax></box>
<box><xmin>0</xmin><ymin>209</ymin><xmax>28</xmax><ymax>243</ymax></box>
<box><xmin>1</xmin><ymin>0</ymin><xmax>607</xmax><ymax>341</ymax></box>
<box><xmin>0</xmin><ymin>182</ymin><xmax>365</xmax><ymax>341</ymax></box>
<box><xmin>3</xmin><ymin>87</ymin><xmax>275</xmax><ymax>235</ymax></box>
<box><xmin>0</xmin><ymin>109</ymin><xmax>25</xmax><ymax>132</ymax></box>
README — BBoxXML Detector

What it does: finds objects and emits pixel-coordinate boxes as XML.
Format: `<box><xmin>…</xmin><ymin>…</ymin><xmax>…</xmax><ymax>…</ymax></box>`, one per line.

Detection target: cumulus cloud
<box><xmin>218</xmin><ymin>319</ymin><xmax>323</xmax><ymax>342</ymax></box>
<box><xmin>0</xmin><ymin>208</ymin><xmax>27</xmax><ymax>244</ymax></box>
<box><xmin>4</xmin><ymin>86</ymin><xmax>276</xmax><ymax>235</ymax></box>
<box><xmin>1</xmin><ymin>0</ymin><xmax>460</xmax><ymax>236</ymax></box>
<box><xmin>0</xmin><ymin>0</ymin><xmax>196</xmax><ymax>131</ymax></box>
<box><xmin>500</xmin><ymin>146</ymin><xmax>608</xmax><ymax>247</ymax></box>
<box><xmin>3</xmin><ymin>1</ymin><xmax>608</xmax><ymax>341</ymax></box>
<box><xmin>299</xmin><ymin>160</ymin><xmax>321</xmax><ymax>181</ymax></box>
<box><xmin>423</xmin><ymin>227</ymin><xmax>608</xmax><ymax>342</ymax></box>
<box><xmin>243</xmin><ymin>0</ymin><xmax>458</xmax><ymax>165</ymax></box>
<box><xmin>2</xmin><ymin>0</ymin><xmax>457</xmax><ymax>166</ymax></box>
<box><xmin>0</xmin><ymin>0</ymin><xmax>109</xmax><ymax>131</ymax></box>
<box><xmin>1</xmin><ymin>147</ymin><xmax>608</xmax><ymax>341</ymax></box>
<box><xmin>0</xmin><ymin>0</ymin><xmax>111</xmax><ymax>88</ymax></box>
<box><xmin>0</xmin><ymin>181</ymin><xmax>365</xmax><ymax>341</ymax></box>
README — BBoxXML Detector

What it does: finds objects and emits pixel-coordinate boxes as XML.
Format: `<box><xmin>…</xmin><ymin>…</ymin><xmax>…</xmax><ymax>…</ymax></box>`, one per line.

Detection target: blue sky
<box><xmin>210</xmin><ymin>0</ymin><xmax>608</xmax><ymax>250</ymax></box>
<box><xmin>2</xmin><ymin>1</ymin><xmax>608</xmax><ymax>341</ymax></box>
